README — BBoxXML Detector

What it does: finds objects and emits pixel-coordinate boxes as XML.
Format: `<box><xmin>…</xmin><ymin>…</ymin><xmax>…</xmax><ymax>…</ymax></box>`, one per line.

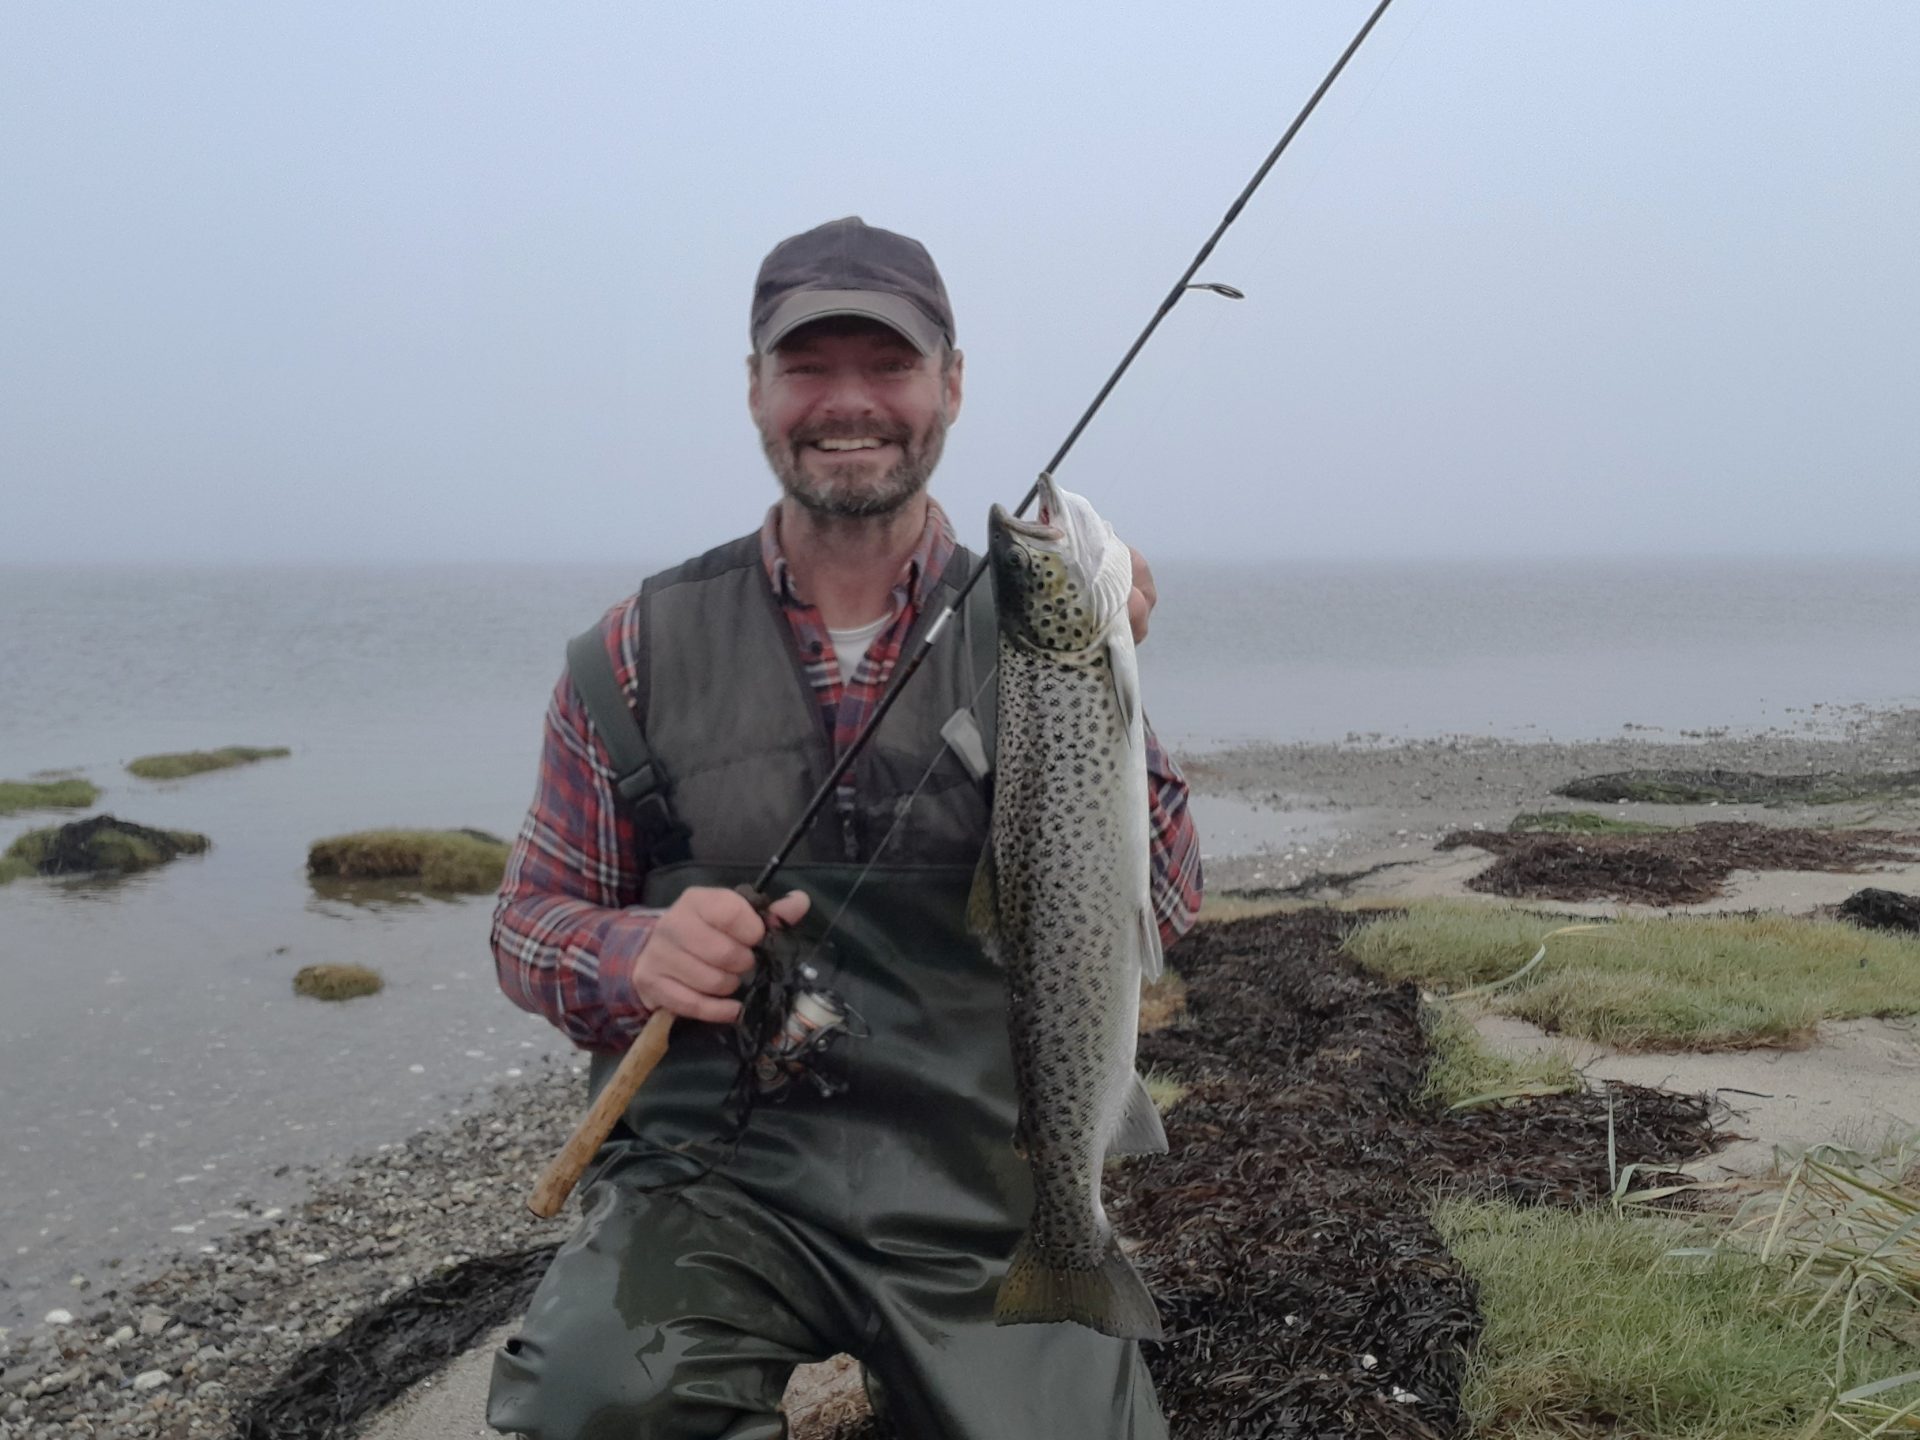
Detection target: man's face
<box><xmin>749</xmin><ymin>318</ymin><xmax>963</xmax><ymax>520</ymax></box>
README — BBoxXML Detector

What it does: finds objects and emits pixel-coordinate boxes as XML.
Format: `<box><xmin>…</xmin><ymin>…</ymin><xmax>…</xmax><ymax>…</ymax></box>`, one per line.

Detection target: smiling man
<box><xmin>486</xmin><ymin>217</ymin><xmax>1201</xmax><ymax>1439</ymax></box>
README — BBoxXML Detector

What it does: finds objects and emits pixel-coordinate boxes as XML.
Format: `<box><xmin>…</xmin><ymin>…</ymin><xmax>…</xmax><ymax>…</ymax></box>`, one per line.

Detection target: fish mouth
<box><xmin>988</xmin><ymin>502</ymin><xmax>1062</xmax><ymax>544</ymax></box>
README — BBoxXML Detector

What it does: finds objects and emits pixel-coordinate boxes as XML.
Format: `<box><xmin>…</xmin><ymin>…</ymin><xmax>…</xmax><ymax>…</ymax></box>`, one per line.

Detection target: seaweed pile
<box><xmin>1556</xmin><ymin>766</ymin><xmax>1920</xmax><ymax>806</ymax></box>
<box><xmin>1839</xmin><ymin>886</ymin><xmax>1920</xmax><ymax>935</ymax></box>
<box><xmin>7</xmin><ymin>813</ymin><xmax>210</xmax><ymax>876</ymax></box>
<box><xmin>1105</xmin><ymin>909</ymin><xmax>1713</xmax><ymax>1438</ymax></box>
<box><xmin>232</xmin><ymin>1247</ymin><xmax>557</xmax><ymax>1440</ymax></box>
<box><xmin>1440</xmin><ymin>820</ymin><xmax>1920</xmax><ymax>904</ymax></box>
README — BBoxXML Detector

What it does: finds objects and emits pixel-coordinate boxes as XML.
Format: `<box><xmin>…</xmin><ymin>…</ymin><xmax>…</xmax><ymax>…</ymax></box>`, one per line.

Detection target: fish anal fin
<box><xmin>993</xmin><ymin>1234</ymin><xmax>1164</xmax><ymax>1341</ymax></box>
<box><xmin>1137</xmin><ymin>903</ymin><xmax>1165</xmax><ymax>983</ymax></box>
<box><xmin>1107</xmin><ymin>1072</ymin><xmax>1170</xmax><ymax>1156</ymax></box>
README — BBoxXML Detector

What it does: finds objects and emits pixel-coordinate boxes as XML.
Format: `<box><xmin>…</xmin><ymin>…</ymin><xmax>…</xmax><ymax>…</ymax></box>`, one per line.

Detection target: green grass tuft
<box><xmin>1418</xmin><ymin>1003</ymin><xmax>1579</xmax><ymax>1109</ymax></box>
<box><xmin>1509</xmin><ymin>810</ymin><xmax>1669</xmax><ymax>835</ymax></box>
<box><xmin>291</xmin><ymin>963</ymin><xmax>385</xmax><ymax>1001</ymax></box>
<box><xmin>0</xmin><ymin>778</ymin><xmax>100</xmax><ymax>816</ymax></box>
<box><xmin>126</xmin><ymin>746</ymin><xmax>290</xmax><ymax>780</ymax></box>
<box><xmin>1438</xmin><ymin>1198</ymin><xmax>1920</xmax><ymax>1438</ymax></box>
<box><xmin>307</xmin><ymin>829</ymin><xmax>509</xmax><ymax>894</ymax></box>
<box><xmin>1345</xmin><ymin>902</ymin><xmax>1920</xmax><ymax>1051</ymax></box>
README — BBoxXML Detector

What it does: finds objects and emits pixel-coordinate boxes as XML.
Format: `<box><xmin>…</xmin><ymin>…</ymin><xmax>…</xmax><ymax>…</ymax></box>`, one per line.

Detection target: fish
<box><xmin>971</xmin><ymin>471</ymin><xmax>1168</xmax><ymax>1341</ymax></box>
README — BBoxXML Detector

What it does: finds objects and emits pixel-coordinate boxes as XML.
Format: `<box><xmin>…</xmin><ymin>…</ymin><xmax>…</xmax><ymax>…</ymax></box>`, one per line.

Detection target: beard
<box><xmin>760</xmin><ymin>411</ymin><xmax>950</xmax><ymax>520</ymax></box>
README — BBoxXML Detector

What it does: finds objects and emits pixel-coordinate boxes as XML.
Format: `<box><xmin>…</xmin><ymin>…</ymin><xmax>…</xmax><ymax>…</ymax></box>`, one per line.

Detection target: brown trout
<box><xmin>972</xmin><ymin>472</ymin><xmax>1167</xmax><ymax>1340</ymax></box>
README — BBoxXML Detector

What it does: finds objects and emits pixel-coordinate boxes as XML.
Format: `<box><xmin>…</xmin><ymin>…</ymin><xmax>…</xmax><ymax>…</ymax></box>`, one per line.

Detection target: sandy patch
<box><xmin>1472</xmin><ymin>1012</ymin><xmax>1920</xmax><ymax>1180</ymax></box>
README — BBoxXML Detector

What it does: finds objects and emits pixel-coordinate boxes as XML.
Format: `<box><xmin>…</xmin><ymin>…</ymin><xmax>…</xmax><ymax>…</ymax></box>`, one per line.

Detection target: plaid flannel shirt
<box><xmin>492</xmin><ymin>499</ymin><xmax>1204</xmax><ymax>1051</ymax></box>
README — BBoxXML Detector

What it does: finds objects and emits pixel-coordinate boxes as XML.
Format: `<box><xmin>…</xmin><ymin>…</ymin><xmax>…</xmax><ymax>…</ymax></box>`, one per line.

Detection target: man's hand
<box><xmin>634</xmin><ymin>887</ymin><xmax>810</xmax><ymax>1025</ymax></box>
<box><xmin>1127</xmin><ymin>545</ymin><xmax>1157</xmax><ymax>645</ymax></box>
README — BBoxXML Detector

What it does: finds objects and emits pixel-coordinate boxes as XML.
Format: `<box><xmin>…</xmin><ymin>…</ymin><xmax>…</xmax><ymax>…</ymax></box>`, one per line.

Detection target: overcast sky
<box><xmin>3</xmin><ymin>2</ymin><xmax>1915</xmax><ymax>565</ymax></box>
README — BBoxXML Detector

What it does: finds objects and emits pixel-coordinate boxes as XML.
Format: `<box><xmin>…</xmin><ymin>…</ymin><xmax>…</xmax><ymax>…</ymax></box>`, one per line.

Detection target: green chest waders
<box><xmin>487</xmin><ymin>535</ymin><xmax>1165</xmax><ymax>1438</ymax></box>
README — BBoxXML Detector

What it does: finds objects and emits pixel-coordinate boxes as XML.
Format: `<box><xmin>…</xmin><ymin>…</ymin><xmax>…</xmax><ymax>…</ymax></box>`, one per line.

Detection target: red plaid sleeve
<box><xmin>491</xmin><ymin>600</ymin><xmax>660</xmax><ymax>1052</ymax></box>
<box><xmin>1144</xmin><ymin>720</ymin><xmax>1204</xmax><ymax>949</ymax></box>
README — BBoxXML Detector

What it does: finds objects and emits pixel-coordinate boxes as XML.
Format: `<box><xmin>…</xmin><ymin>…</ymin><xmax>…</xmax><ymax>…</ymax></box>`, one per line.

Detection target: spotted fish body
<box><xmin>973</xmin><ymin>474</ymin><xmax>1167</xmax><ymax>1341</ymax></box>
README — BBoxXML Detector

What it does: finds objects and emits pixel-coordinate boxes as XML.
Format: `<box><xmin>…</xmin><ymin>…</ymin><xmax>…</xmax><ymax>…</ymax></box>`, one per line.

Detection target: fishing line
<box><xmin>751</xmin><ymin>0</ymin><xmax>1400</xmax><ymax>898</ymax></box>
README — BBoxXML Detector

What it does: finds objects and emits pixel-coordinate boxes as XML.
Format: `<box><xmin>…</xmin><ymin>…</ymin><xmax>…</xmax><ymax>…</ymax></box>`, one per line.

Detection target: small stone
<box><xmin>42</xmin><ymin>1310</ymin><xmax>73</xmax><ymax>1327</ymax></box>
<box><xmin>138</xmin><ymin>1310</ymin><xmax>168</xmax><ymax>1338</ymax></box>
<box><xmin>194</xmin><ymin>1380</ymin><xmax>226</xmax><ymax>1400</ymax></box>
<box><xmin>131</xmin><ymin>1370</ymin><xmax>170</xmax><ymax>1392</ymax></box>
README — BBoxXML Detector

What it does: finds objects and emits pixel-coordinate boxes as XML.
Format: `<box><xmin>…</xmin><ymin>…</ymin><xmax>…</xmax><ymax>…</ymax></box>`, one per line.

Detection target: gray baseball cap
<box><xmin>751</xmin><ymin>216</ymin><xmax>955</xmax><ymax>358</ymax></box>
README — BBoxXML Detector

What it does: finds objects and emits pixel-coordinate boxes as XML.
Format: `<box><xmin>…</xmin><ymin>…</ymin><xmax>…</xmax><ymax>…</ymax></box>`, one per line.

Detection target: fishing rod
<box><xmin>751</xmin><ymin>0</ymin><xmax>1398</xmax><ymax>896</ymax></box>
<box><xmin>528</xmin><ymin>0</ymin><xmax>1399</xmax><ymax>1218</ymax></box>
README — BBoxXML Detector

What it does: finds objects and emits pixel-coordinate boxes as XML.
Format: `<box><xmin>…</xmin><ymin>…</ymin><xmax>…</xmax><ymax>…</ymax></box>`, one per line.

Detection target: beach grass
<box><xmin>0</xmin><ymin>778</ymin><xmax>100</xmax><ymax>816</ymax></box>
<box><xmin>1144</xmin><ymin>1070</ymin><xmax>1189</xmax><ymax>1113</ymax></box>
<box><xmin>1418</xmin><ymin>1001</ymin><xmax>1578</xmax><ymax>1109</ymax></box>
<box><xmin>292</xmin><ymin>963</ymin><xmax>385</xmax><ymax>1001</ymax></box>
<box><xmin>126</xmin><ymin>746</ymin><xmax>290</xmax><ymax>780</ymax></box>
<box><xmin>1345</xmin><ymin>902</ymin><xmax>1920</xmax><ymax>1050</ymax></box>
<box><xmin>1509</xmin><ymin>809</ymin><xmax>1669</xmax><ymax>835</ymax></box>
<box><xmin>1436</xmin><ymin>1197</ymin><xmax>1920</xmax><ymax>1438</ymax></box>
<box><xmin>307</xmin><ymin>829</ymin><xmax>509</xmax><ymax>893</ymax></box>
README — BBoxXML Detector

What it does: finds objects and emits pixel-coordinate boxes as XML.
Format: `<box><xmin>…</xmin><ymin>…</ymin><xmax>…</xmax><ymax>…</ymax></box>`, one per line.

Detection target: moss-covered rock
<box><xmin>0</xmin><ymin>777</ymin><xmax>100</xmax><ymax>816</ymax></box>
<box><xmin>292</xmin><ymin>963</ymin><xmax>386</xmax><ymax>1001</ymax></box>
<box><xmin>307</xmin><ymin>829</ymin><xmax>509</xmax><ymax>894</ymax></box>
<box><xmin>2</xmin><ymin>814</ymin><xmax>211</xmax><ymax>882</ymax></box>
<box><xmin>126</xmin><ymin>746</ymin><xmax>291</xmax><ymax>780</ymax></box>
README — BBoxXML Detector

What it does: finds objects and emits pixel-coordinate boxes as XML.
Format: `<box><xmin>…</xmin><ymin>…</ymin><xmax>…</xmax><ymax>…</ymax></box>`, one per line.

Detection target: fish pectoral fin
<box><xmin>967</xmin><ymin>845</ymin><xmax>1001</xmax><ymax>964</ymax></box>
<box><xmin>1107</xmin><ymin>1072</ymin><xmax>1170</xmax><ymax>1156</ymax></box>
<box><xmin>1137</xmin><ymin>903</ymin><xmax>1165</xmax><ymax>983</ymax></box>
<box><xmin>993</xmin><ymin>1233</ymin><xmax>1164</xmax><ymax>1341</ymax></box>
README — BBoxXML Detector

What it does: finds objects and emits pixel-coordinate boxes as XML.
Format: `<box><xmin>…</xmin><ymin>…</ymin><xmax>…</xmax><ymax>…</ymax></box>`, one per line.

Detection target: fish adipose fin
<box><xmin>966</xmin><ymin>845</ymin><xmax>1000</xmax><ymax>964</ymax></box>
<box><xmin>994</xmin><ymin>1234</ymin><xmax>1164</xmax><ymax>1341</ymax></box>
<box><xmin>1106</xmin><ymin>1071</ymin><xmax>1170</xmax><ymax>1156</ymax></box>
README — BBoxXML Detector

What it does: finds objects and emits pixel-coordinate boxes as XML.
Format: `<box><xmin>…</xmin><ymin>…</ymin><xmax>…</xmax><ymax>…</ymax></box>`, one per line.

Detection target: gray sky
<box><xmin>3</xmin><ymin>2</ymin><xmax>1916</xmax><ymax>564</ymax></box>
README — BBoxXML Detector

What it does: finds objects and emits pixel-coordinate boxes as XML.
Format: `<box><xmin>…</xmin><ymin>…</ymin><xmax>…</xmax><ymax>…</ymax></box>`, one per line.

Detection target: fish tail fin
<box><xmin>993</xmin><ymin>1234</ymin><xmax>1164</xmax><ymax>1341</ymax></box>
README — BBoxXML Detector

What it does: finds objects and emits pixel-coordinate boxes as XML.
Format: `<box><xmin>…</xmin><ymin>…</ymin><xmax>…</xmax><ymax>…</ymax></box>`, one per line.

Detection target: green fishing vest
<box><xmin>569</xmin><ymin>531</ymin><xmax>997</xmax><ymax>871</ymax></box>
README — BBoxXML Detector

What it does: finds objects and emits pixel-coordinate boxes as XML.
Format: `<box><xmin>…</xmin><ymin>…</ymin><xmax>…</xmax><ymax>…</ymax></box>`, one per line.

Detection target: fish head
<box><xmin>987</xmin><ymin>474</ymin><xmax>1130</xmax><ymax>656</ymax></box>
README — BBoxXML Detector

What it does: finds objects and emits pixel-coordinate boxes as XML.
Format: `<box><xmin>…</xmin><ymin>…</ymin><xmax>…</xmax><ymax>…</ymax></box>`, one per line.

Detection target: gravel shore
<box><xmin>0</xmin><ymin>1059</ymin><xmax>582</xmax><ymax>1439</ymax></box>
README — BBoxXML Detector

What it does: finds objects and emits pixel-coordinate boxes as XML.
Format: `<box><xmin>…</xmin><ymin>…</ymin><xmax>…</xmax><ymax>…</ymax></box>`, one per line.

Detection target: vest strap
<box><xmin>566</xmin><ymin>626</ymin><xmax>693</xmax><ymax>867</ymax></box>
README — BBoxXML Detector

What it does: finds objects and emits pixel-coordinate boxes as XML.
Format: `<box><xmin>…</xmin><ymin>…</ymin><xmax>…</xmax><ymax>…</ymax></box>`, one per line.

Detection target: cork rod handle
<box><xmin>526</xmin><ymin>1010</ymin><xmax>676</xmax><ymax>1218</ymax></box>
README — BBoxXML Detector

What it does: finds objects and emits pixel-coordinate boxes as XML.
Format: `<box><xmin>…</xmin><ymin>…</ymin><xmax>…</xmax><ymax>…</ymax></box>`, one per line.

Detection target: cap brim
<box><xmin>757</xmin><ymin>289</ymin><xmax>942</xmax><ymax>356</ymax></box>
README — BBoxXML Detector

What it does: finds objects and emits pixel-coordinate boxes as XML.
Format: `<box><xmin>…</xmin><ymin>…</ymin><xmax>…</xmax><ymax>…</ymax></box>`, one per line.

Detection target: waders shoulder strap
<box><xmin>565</xmin><ymin>625</ymin><xmax>692</xmax><ymax>868</ymax></box>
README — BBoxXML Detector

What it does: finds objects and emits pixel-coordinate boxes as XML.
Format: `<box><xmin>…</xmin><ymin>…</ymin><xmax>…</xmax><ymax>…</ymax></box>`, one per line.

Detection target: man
<box><xmin>487</xmin><ymin>216</ymin><xmax>1202</xmax><ymax>1439</ymax></box>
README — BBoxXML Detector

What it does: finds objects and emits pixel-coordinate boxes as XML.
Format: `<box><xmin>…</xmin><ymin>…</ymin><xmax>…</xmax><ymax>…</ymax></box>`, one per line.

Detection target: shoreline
<box><xmin>6</xmin><ymin>705</ymin><xmax>1920</xmax><ymax>1437</ymax></box>
<box><xmin>1183</xmin><ymin>703</ymin><xmax>1920</xmax><ymax>894</ymax></box>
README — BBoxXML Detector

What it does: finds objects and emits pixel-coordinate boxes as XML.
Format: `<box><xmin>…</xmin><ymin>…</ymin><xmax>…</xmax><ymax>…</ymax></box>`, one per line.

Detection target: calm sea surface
<box><xmin>2</xmin><ymin>555</ymin><xmax>1917</xmax><ymax>1323</ymax></box>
